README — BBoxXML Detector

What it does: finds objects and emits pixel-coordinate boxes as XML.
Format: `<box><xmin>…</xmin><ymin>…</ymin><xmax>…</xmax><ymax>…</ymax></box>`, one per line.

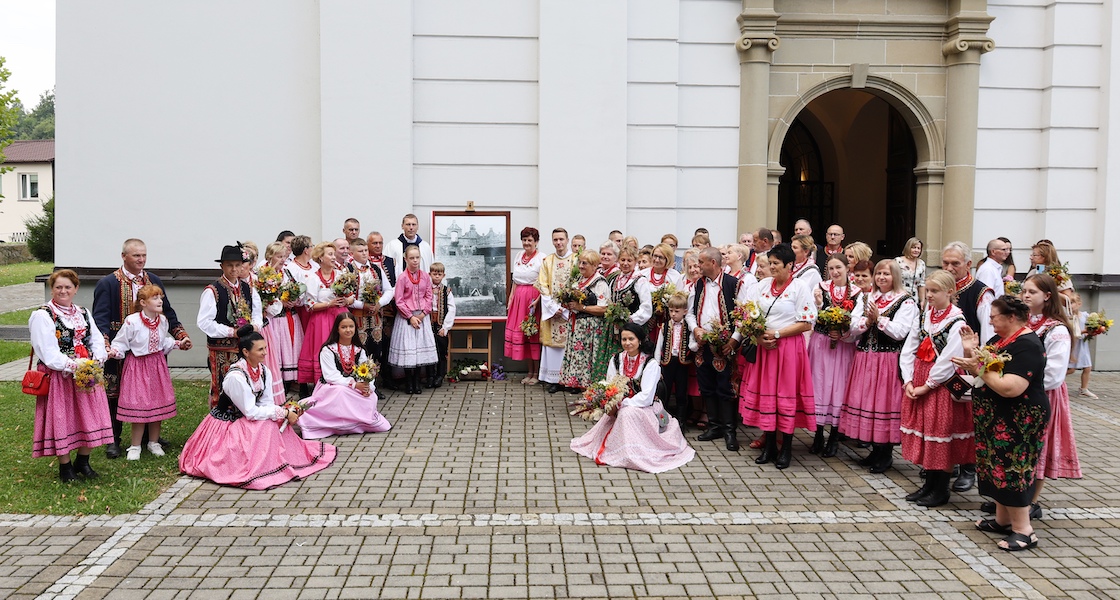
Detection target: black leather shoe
<box><xmin>952</xmin><ymin>464</ymin><xmax>976</xmax><ymax>492</ymax></box>
<box><xmin>568</xmin><ymin>387</ymin><xmax>583</xmax><ymax>394</ymax></box>
<box><xmin>157</xmin><ymin>437</ymin><xmax>172</xmax><ymax>449</ymax></box>
<box><xmin>547</xmin><ymin>383</ymin><xmax>561</xmax><ymax>394</ymax></box>
<box><xmin>809</xmin><ymin>426</ymin><xmax>825</xmax><ymax>455</ymax></box>
<box><xmin>73</xmin><ymin>455</ymin><xmax>98</xmax><ymax>479</ymax></box>
<box><xmin>820</xmin><ymin>428</ymin><xmax>840</xmax><ymax>458</ymax></box>
<box><xmin>869</xmin><ymin>446</ymin><xmax>894</xmax><ymax>474</ymax></box>
<box><xmin>724</xmin><ymin>428</ymin><xmax>739</xmax><ymax>452</ymax></box>
<box><xmin>59</xmin><ymin>462</ymin><xmax>76</xmax><ymax>483</ymax></box>
<box><xmin>1030</xmin><ymin>503</ymin><xmax>1043</xmax><ymax>520</ymax></box>
<box><xmin>774</xmin><ymin>435</ymin><xmax>793</xmax><ymax>470</ymax></box>
<box><xmin>980</xmin><ymin>501</ymin><xmax>996</xmax><ymax>514</ymax></box>
<box><xmin>755</xmin><ymin>433</ymin><xmax>776</xmax><ymax>464</ymax></box>
<box><xmin>916</xmin><ymin>471</ymin><xmax>951</xmax><ymax>507</ymax></box>
<box><xmin>432</xmin><ymin>377</ymin><xmax>443</xmax><ymax>389</ymax></box>
<box><xmin>857</xmin><ymin>447</ymin><xmax>878</xmax><ymax>467</ymax></box>
<box><xmin>905</xmin><ymin>477</ymin><xmax>935</xmax><ymax>502</ymax></box>
<box><xmin>696</xmin><ymin>427</ymin><xmax>724</xmax><ymax>442</ymax></box>
<box><xmin>105</xmin><ymin>443</ymin><xmax>122</xmax><ymax>460</ymax></box>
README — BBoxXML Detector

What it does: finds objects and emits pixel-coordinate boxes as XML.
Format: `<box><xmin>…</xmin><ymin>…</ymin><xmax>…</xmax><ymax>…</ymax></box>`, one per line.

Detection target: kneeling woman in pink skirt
<box><xmin>571</xmin><ymin>323</ymin><xmax>695</xmax><ymax>473</ymax></box>
<box><xmin>299</xmin><ymin>312</ymin><xmax>392</xmax><ymax>439</ymax></box>
<box><xmin>180</xmin><ymin>326</ymin><xmax>336</xmax><ymax>490</ymax></box>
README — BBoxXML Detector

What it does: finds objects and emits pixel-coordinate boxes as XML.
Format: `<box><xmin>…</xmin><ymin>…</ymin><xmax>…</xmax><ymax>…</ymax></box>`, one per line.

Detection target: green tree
<box><xmin>13</xmin><ymin>90</ymin><xmax>53</xmax><ymax>140</ymax></box>
<box><xmin>25</xmin><ymin>196</ymin><xmax>54</xmax><ymax>262</ymax></box>
<box><xmin>0</xmin><ymin>57</ymin><xmax>21</xmax><ymax>180</ymax></box>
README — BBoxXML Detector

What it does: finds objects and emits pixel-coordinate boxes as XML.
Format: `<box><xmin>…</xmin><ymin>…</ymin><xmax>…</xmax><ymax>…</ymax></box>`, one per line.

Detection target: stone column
<box><xmin>914</xmin><ymin>164</ymin><xmax>946</xmax><ymax>264</ymax></box>
<box><xmin>735</xmin><ymin>3</ymin><xmax>780</xmax><ymax>236</ymax></box>
<box><xmin>940</xmin><ymin>5</ymin><xmax>993</xmax><ymax>252</ymax></box>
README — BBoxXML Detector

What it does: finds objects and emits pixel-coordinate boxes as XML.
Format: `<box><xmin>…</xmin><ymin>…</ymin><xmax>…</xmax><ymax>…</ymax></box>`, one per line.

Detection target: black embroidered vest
<box><xmin>40</xmin><ymin>305</ymin><xmax>93</xmax><ymax>358</ymax></box>
<box><xmin>206</xmin><ymin>279</ymin><xmax>255</xmax><ymax>348</ymax></box>
<box><xmin>658</xmin><ymin>319</ymin><xmax>693</xmax><ymax>365</ymax></box>
<box><xmin>691</xmin><ymin>274</ymin><xmax>738</xmax><ymax>326</ymax></box>
<box><xmin>954</xmin><ymin>279</ymin><xmax>991</xmax><ymax>335</ymax></box>
<box><xmin>210</xmin><ymin>368</ymin><xmax>258</xmax><ymax>422</ymax></box>
<box><xmin>856</xmin><ymin>296</ymin><xmax>910</xmax><ymax>353</ymax></box>
<box><xmin>431</xmin><ymin>285</ymin><xmax>451</xmax><ymax>331</ymax></box>
<box><xmin>813</xmin><ymin>284</ymin><xmax>859</xmax><ymax>335</ymax></box>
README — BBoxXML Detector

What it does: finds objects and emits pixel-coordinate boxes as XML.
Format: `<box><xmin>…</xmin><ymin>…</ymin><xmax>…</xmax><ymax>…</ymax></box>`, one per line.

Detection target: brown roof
<box><xmin>1</xmin><ymin>139</ymin><xmax>54</xmax><ymax>163</ymax></box>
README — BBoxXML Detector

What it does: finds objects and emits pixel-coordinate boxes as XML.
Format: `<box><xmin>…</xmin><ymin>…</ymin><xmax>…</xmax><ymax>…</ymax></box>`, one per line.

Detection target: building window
<box><xmin>19</xmin><ymin>174</ymin><xmax>39</xmax><ymax>201</ymax></box>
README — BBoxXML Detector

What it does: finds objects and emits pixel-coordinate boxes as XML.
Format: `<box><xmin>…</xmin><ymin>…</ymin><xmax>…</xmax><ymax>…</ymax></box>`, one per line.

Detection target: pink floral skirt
<box><xmin>33</xmin><ymin>366</ymin><xmax>114</xmax><ymax>457</ymax></box>
<box><xmin>1036</xmin><ymin>383</ymin><xmax>1082</xmax><ymax>479</ymax></box>
<box><xmin>900</xmin><ymin>359</ymin><xmax>975</xmax><ymax>471</ymax></box>
<box><xmin>118</xmin><ymin>352</ymin><xmax>178</xmax><ymax>423</ymax></box>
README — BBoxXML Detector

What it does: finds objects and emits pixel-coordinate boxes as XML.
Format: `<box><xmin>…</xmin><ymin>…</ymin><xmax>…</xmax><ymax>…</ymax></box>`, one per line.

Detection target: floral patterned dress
<box><xmin>559</xmin><ymin>275</ymin><xmax>611</xmax><ymax>389</ymax></box>
<box><xmin>972</xmin><ymin>331</ymin><xmax>1051</xmax><ymax>507</ymax></box>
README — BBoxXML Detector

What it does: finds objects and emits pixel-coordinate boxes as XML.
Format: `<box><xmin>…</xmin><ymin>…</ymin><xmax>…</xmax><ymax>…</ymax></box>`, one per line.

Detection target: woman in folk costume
<box><xmin>899</xmin><ymin>270</ymin><xmax>973</xmax><ymax>507</ymax></box>
<box><xmin>806</xmin><ymin>254</ymin><xmax>864</xmax><ymax>458</ymax></box>
<box><xmin>559</xmin><ymin>250</ymin><xmax>612</xmax><ymax>392</ymax></box>
<box><xmin>839</xmin><ymin>259</ymin><xmax>917</xmax><ymax>473</ymax></box>
<box><xmin>505</xmin><ymin>227</ymin><xmax>544</xmax><ymax>384</ymax></box>
<box><xmin>596</xmin><ymin>245</ymin><xmax>653</xmax><ymax>377</ymax></box>
<box><xmin>790</xmin><ymin>235</ymin><xmax>824</xmax><ymax>290</ymax></box>
<box><xmin>299</xmin><ymin>312</ymin><xmax>392</xmax><ymax>439</ymax></box>
<box><xmin>260</xmin><ymin>242</ymin><xmax>304</xmax><ymax>396</ymax></box>
<box><xmin>297</xmin><ymin>242</ymin><xmax>353</xmax><ymax>386</ymax></box>
<box><xmin>571</xmin><ymin>323</ymin><xmax>695</xmax><ymax>473</ymax></box>
<box><xmin>180</xmin><ymin>326</ymin><xmax>336</xmax><ymax>489</ymax></box>
<box><xmin>388</xmin><ymin>245</ymin><xmax>439</xmax><ymax>394</ymax></box>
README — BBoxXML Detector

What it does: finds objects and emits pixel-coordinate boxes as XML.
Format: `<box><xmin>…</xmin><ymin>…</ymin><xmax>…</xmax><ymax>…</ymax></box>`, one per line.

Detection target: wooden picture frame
<box><xmin>431</xmin><ymin>210</ymin><xmax>512</xmax><ymax>321</ymax></box>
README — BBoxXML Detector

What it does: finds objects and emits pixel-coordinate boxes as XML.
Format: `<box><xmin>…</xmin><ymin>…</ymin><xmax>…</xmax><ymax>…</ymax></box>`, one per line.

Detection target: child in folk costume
<box><xmin>389</xmin><ymin>245</ymin><xmax>439</xmax><ymax>394</ymax></box>
<box><xmin>654</xmin><ymin>292</ymin><xmax>694</xmax><ymax>427</ymax></box>
<box><xmin>109</xmin><ymin>285</ymin><xmax>186</xmax><ymax>460</ymax></box>
<box><xmin>427</xmin><ymin>262</ymin><xmax>456</xmax><ymax>388</ymax></box>
<box><xmin>298</xmin><ymin>312</ymin><xmax>392</xmax><ymax>439</ymax></box>
<box><xmin>1067</xmin><ymin>292</ymin><xmax>1098</xmax><ymax>399</ymax></box>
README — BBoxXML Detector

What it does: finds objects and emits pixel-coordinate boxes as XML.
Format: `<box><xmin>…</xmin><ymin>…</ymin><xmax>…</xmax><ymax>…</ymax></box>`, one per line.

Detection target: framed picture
<box><xmin>431</xmin><ymin>210</ymin><xmax>511</xmax><ymax>321</ymax></box>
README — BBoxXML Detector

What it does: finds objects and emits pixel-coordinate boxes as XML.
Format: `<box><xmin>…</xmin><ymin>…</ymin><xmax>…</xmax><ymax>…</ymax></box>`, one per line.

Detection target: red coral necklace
<box><xmin>622</xmin><ymin>352</ymin><xmax>643</xmax><ymax>378</ymax></box>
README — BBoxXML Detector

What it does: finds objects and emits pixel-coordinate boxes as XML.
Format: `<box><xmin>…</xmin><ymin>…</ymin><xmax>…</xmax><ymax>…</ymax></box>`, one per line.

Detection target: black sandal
<box><xmin>975</xmin><ymin>519</ymin><xmax>1011</xmax><ymax>534</ymax></box>
<box><xmin>999</xmin><ymin>531</ymin><xmax>1038</xmax><ymax>552</ymax></box>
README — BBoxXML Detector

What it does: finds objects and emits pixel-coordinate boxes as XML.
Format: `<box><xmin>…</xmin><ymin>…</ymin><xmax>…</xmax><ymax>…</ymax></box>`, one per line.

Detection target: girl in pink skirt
<box><xmin>1018</xmin><ymin>274</ymin><xmax>1081</xmax><ymax>515</ymax></box>
<box><xmin>571</xmin><ymin>323</ymin><xmax>694</xmax><ymax>473</ymax></box>
<box><xmin>739</xmin><ymin>244</ymin><xmax>817</xmax><ymax>470</ymax></box>
<box><xmin>505</xmin><ymin>227</ymin><xmax>544</xmax><ymax>383</ymax></box>
<box><xmin>899</xmin><ymin>270</ymin><xmax>974</xmax><ymax>507</ymax></box>
<box><xmin>180</xmin><ymin>326</ymin><xmax>336</xmax><ymax>490</ymax></box>
<box><xmin>807</xmin><ymin>254</ymin><xmax>863</xmax><ymax>458</ymax></box>
<box><xmin>109</xmin><ymin>285</ymin><xmax>185</xmax><ymax>460</ymax></box>
<box><xmin>299</xmin><ymin>312</ymin><xmax>392</xmax><ymax>439</ymax></box>
<box><xmin>839</xmin><ymin>259</ymin><xmax>918</xmax><ymax>473</ymax></box>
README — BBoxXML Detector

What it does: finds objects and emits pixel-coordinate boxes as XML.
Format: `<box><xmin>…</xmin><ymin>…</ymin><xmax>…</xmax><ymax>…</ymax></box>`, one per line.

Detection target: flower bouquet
<box><xmin>255</xmin><ymin>265</ymin><xmax>284</xmax><ymax>305</ymax></box>
<box><xmin>650</xmin><ymin>283</ymin><xmax>677</xmax><ymax>320</ymax></box>
<box><xmin>278</xmin><ymin>280</ymin><xmax>306</xmax><ymax>304</ymax></box>
<box><xmin>816</xmin><ymin>306</ymin><xmax>852</xmax><ymax>349</ymax></box>
<box><xmin>1047</xmin><ymin>262</ymin><xmax>1071</xmax><ymax>287</ymax></box>
<box><xmin>698</xmin><ymin>319</ymin><xmax>735</xmax><ymax>371</ymax></box>
<box><xmin>228</xmin><ymin>296</ymin><xmax>252</xmax><ymax>328</ymax></box>
<box><xmin>279</xmin><ymin>397</ymin><xmax>317</xmax><ymax>432</ymax></box>
<box><xmin>1003</xmin><ymin>277</ymin><xmax>1022</xmax><ymax>297</ymax></box>
<box><xmin>556</xmin><ymin>283</ymin><xmax>587</xmax><ymax>306</ymax></box>
<box><xmin>352</xmin><ymin>358</ymin><xmax>380</xmax><ymax>383</ymax></box>
<box><xmin>448</xmin><ymin>359</ymin><xmax>491</xmax><ymax>382</ymax></box>
<box><xmin>520</xmin><ymin>312</ymin><xmax>539</xmax><ymax>337</ymax></box>
<box><xmin>332</xmin><ymin>272</ymin><xmax>359</xmax><ymax>299</ymax></box>
<box><xmin>1085</xmin><ymin>311</ymin><xmax>1113</xmax><ymax>338</ymax></box>
<box><xmin>731</xmin><ymin>300</ymin><xmax>767</xmax><ymax>346</ymax></box>
<box><xmin>603</xmin><ymin>301</ymin><xmax>631</xmax><ymax>328</ymax></box>
<box><xmin>74</xmin><ymin>359</ymin><xmax>105</xmax><ymax>391</ymax></box>
<box><xmin>568</xmin><ymin>374</ymin><xmax>629</xmax><ymax>422</ymax></box>
<box><xmin>974</xmin><ymin>345</ymin><xmax>1012</xmax><ymax>376</ymax></box>
<box><xmin>361</xmin><ymin>276</ymin><xmax>382</xmax><ymax>306</ymax></box>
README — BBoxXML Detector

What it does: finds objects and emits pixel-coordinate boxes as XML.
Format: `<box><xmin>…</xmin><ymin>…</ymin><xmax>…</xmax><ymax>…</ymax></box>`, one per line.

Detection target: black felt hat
<box><xmin>216</xmin><ymin>243</ymin><xmax>249</xmax><ymax>263</ymax></box>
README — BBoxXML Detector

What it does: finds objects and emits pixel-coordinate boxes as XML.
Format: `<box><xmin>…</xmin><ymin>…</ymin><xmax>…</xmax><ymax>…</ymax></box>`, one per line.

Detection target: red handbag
<box><xmin>21</xmin><ymin>351</ymin><xmax>49</xmax><ymax>396</ymax></box>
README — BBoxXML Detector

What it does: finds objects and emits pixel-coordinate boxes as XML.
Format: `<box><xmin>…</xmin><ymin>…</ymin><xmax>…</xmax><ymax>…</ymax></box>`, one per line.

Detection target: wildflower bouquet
<box><xmin>1003</xmin><ymin>277</ymin><xmax>1022</xmax><ymax>297</ymax></box>
<box><xmin>1047</xmin><ymin>262</ymin><xmax>1071</xmax><ymax>287</ymax></box>
<box><xmin>448</xmin><ymin>359</ymin><xmax>491</xmax><ymax>382</ymax></box>
<box><xmin>228</xmin><ymin>295</ymin><xmax>252</xmax><ymax>328</ymax></box>
<box><xmin>279</xmin><ymin>397</ymin><xmax>317</xmax><ymax>432</ymax></box>
<box><xmin>568</xmin><ymin>374</ymin><xmax>629</xmax><ymax>422</ymax></box>
<box><xmin>255</xmin><ymin>265</ymin><xmax>284</xmax><ymax>305</ymax></box>
<box><xmin>520</xmin><ymin>312</ymin><xmax>539</xmax><ymax>337</ymax></box>
<box><xmin>361</xmin><ymin>276</ymin><xmax>382</xmax><ymax>306</ymax></box>
<box><xmin>650</xmin><ymin>283</ymin><xmax>677</xmax><ymax>320</ymax></box>
<box><xmin>331</xmin><ymin>272</ymin><xmax>359</xmax><ymax>299</ymax></box>
<box><xmin>74</xmin><ymin>359</ymin><xmax>105</xmax><ymax>391</ymax></box>
<box><xmin>1086</xmin><ymin>311</ymin><xmax>1113</xmax><ymax>338</ymax></box>
<box><xmin>974</xmin><ymin>345</ymin><xmax>1012</xmax><ymax>376</ymax></box>
<box><xmin>556</xmin><ymin>283</ymin><xmax>587</xmax><ymax>306</ymax></box>
<box><xmin>731</xmin><ymin>300</ymin><xmax>767</xmax><ymax>346</ymax></box>
<box><xmin>278</xmin><ymin>280</ymin><xmax>306</xmax><ymax>304</ymax></box>
<box><xmin>816</xmin><ymin>306</ymin><xmax>852</xmax><ymax>349</ymax></box>
<box><xmin>603</xmin><ymin>301</ymin><xmax>632</xmax><ymax>328</ymax></box>
<box><xmin>699</xmin><ymin>319</ymin><xmax>734</xmax><ymax>349</ymax></box>
<box><xmin>352</xmin><ymin>358</ymin><xmax>380</xmax><ymax>383</ymax></box>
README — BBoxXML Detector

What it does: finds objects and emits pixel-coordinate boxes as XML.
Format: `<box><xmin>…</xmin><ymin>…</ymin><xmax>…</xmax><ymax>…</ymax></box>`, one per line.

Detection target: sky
<box><xmin>0</xmin><ymin>0</ymin><xmax>56</xmax><ymax>107</ymax></box>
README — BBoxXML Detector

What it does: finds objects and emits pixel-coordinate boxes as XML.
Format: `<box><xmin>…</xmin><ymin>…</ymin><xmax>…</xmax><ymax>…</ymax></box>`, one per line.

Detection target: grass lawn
<box><xmin>0</xmin><ymin>380</ymin><xmax>210</xmax><ymax>515</ymax></box>
<box><xmin>0</xmin><ymin>308</ymin><xmax>33</xmax><ymax>326</ymax></box>
<box><xmin>0</xmin><ymin>261</ymin><xmax>53</xmax><ymax>287</ymax></box>
<box><xmin>0</xmin><ymin>340</ymin><xmax>31</xmax><ymax>364</ymax></box>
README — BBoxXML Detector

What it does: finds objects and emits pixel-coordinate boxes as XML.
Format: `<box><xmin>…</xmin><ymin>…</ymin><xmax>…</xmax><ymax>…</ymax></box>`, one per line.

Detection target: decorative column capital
<box><xmin>736</xmin><ymin>8</ymin><xmax>780</xmax><ymax>54</ymax></box>
<box><xmin>942</xmin><ymin>11</ymin><xmax>994</xmax><ymax>57</ymax></box>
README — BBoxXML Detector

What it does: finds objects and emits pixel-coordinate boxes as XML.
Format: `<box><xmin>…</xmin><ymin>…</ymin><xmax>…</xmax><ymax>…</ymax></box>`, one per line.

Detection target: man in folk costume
<box><xmin>347</xmin><ymin>238</ymin><xmax>395</xmax><ymax>365</ymax></box>
<box><xmin>536</xmin><ymin>228</ymin><xmax>576</xmax><ymax>393</ymax></box>
<box><xmin>197</xmin><ymin>243</ymin><xmax>263</xmax><ymax>407</ymax></box>
<box><xmin>93</xmin><ymin>238</ymin><xmax>192</xmax><ymax>459</ymax></box>
<box><xmin>687</xmin><ymin>247</ymin><xmax>751</xmax><ymax>452</ymax></box>
<box><xmin>940</xmin><ymin>241</ymin><xmax>995</xmax><ymax>493</ymax></box>
<box><xmin>368</xmin><ymin>231</ymin><xmax>400</xmax><ymax>389</ymax></box>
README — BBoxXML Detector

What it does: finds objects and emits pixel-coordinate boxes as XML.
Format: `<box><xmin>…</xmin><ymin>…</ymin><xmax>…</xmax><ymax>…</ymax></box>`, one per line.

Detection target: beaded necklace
<box><xmin>995</xmin><ymin>326</ymin><xmax>1029</xmax><ymax>350</ymax></box>
<box><xmin>929</xmin><ymin>304</ymin><xmax>952</xmax><ymax>325</ymax></box>
<box><xmin>317</xmin><ymin>270</ymin><xmax>335</xmax><ymax>287</ymax></box>
<box><xmin>622</xmin><ymin>352</ymin><xmax>643</xmax><ymax>378</ymax></box>
<box><xmin>405</xmin><ymin>268</ymin><xmax>422</xmax><ymax>285</ymax></box>
<box><xmin>337</xmin><ymin>343</ymin><xmax>357</xmax><ymax>374</ymax></box>
<box><xmin>648</xmin><ymin>269</ymin><xmax>667</xmax><ymax>287</ymax></box>
<box><xmin>246</xmin><ymin>361</ymin><xmax>262</xmax><ymax>384</ymax></box>
<box><xmin>519</xmin><ymin>251</ymin><xmax>538</xmax><ymax>266</ymax></box>
<box><xmin>139</xmin><ymin>310</ymin><xmax>161</xmax><ymax>331</ymax></box>
<box><xmin>770</xmin><ymin>276</ymin><xmax>793</xmax><ymax>298</ymax></box>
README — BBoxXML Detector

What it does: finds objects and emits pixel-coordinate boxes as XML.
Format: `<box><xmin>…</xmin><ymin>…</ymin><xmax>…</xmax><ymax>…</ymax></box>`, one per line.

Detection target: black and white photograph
<box><xmin>431</xmin><ymin>211</ymin><xmax>511</xmax><ymax>320</ymax></box>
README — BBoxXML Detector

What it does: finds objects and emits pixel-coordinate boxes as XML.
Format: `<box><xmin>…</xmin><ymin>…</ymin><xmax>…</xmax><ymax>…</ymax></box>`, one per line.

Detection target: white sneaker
<box><xmin>147</xmin><ymin>442</ymin><xmax>166</xmax><ymax>457</ymax></box>
<box><xmin>1080</xmin><ymin>388</ymin><xmax>1100</xmax><ymax>399</ymax></box>
<box><xmin>126</xmin><ymin>446</ymin><xmax>142</xmax><ymax>461</ymax></box>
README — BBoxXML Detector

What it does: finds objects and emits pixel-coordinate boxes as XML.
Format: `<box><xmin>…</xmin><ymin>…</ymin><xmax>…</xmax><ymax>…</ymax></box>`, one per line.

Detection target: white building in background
<box><xmin>54</xmin><ymin>0</ymin><xmax>1120</xmax><ymax>367</ymax></box>
<box><xmin>0</xmin><ymin>139</ymin><xmax>52</xmax><ymax>243</ymax></box>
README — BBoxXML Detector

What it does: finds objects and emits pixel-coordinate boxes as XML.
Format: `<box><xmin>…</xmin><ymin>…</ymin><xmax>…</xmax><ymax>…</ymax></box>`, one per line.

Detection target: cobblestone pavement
<box><xmin>1</xmin><ymin>372</ymin><xmax>1118</xmax><ymax>599</ymax></box>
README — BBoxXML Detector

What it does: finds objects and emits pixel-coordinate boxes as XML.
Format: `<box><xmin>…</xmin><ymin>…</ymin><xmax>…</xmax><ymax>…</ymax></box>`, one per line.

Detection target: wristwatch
<box><xmin>774</xmin><ymin>330</ymin><xmax>781</xmax><ymax>339</ymax></box>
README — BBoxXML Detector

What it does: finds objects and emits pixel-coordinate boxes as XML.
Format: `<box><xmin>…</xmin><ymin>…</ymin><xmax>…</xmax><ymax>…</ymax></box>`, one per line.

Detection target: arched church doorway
<box><xmin>777</xmin><ymin>89</ymin><xmax>917</xmax><ymax>259</ymax></box>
